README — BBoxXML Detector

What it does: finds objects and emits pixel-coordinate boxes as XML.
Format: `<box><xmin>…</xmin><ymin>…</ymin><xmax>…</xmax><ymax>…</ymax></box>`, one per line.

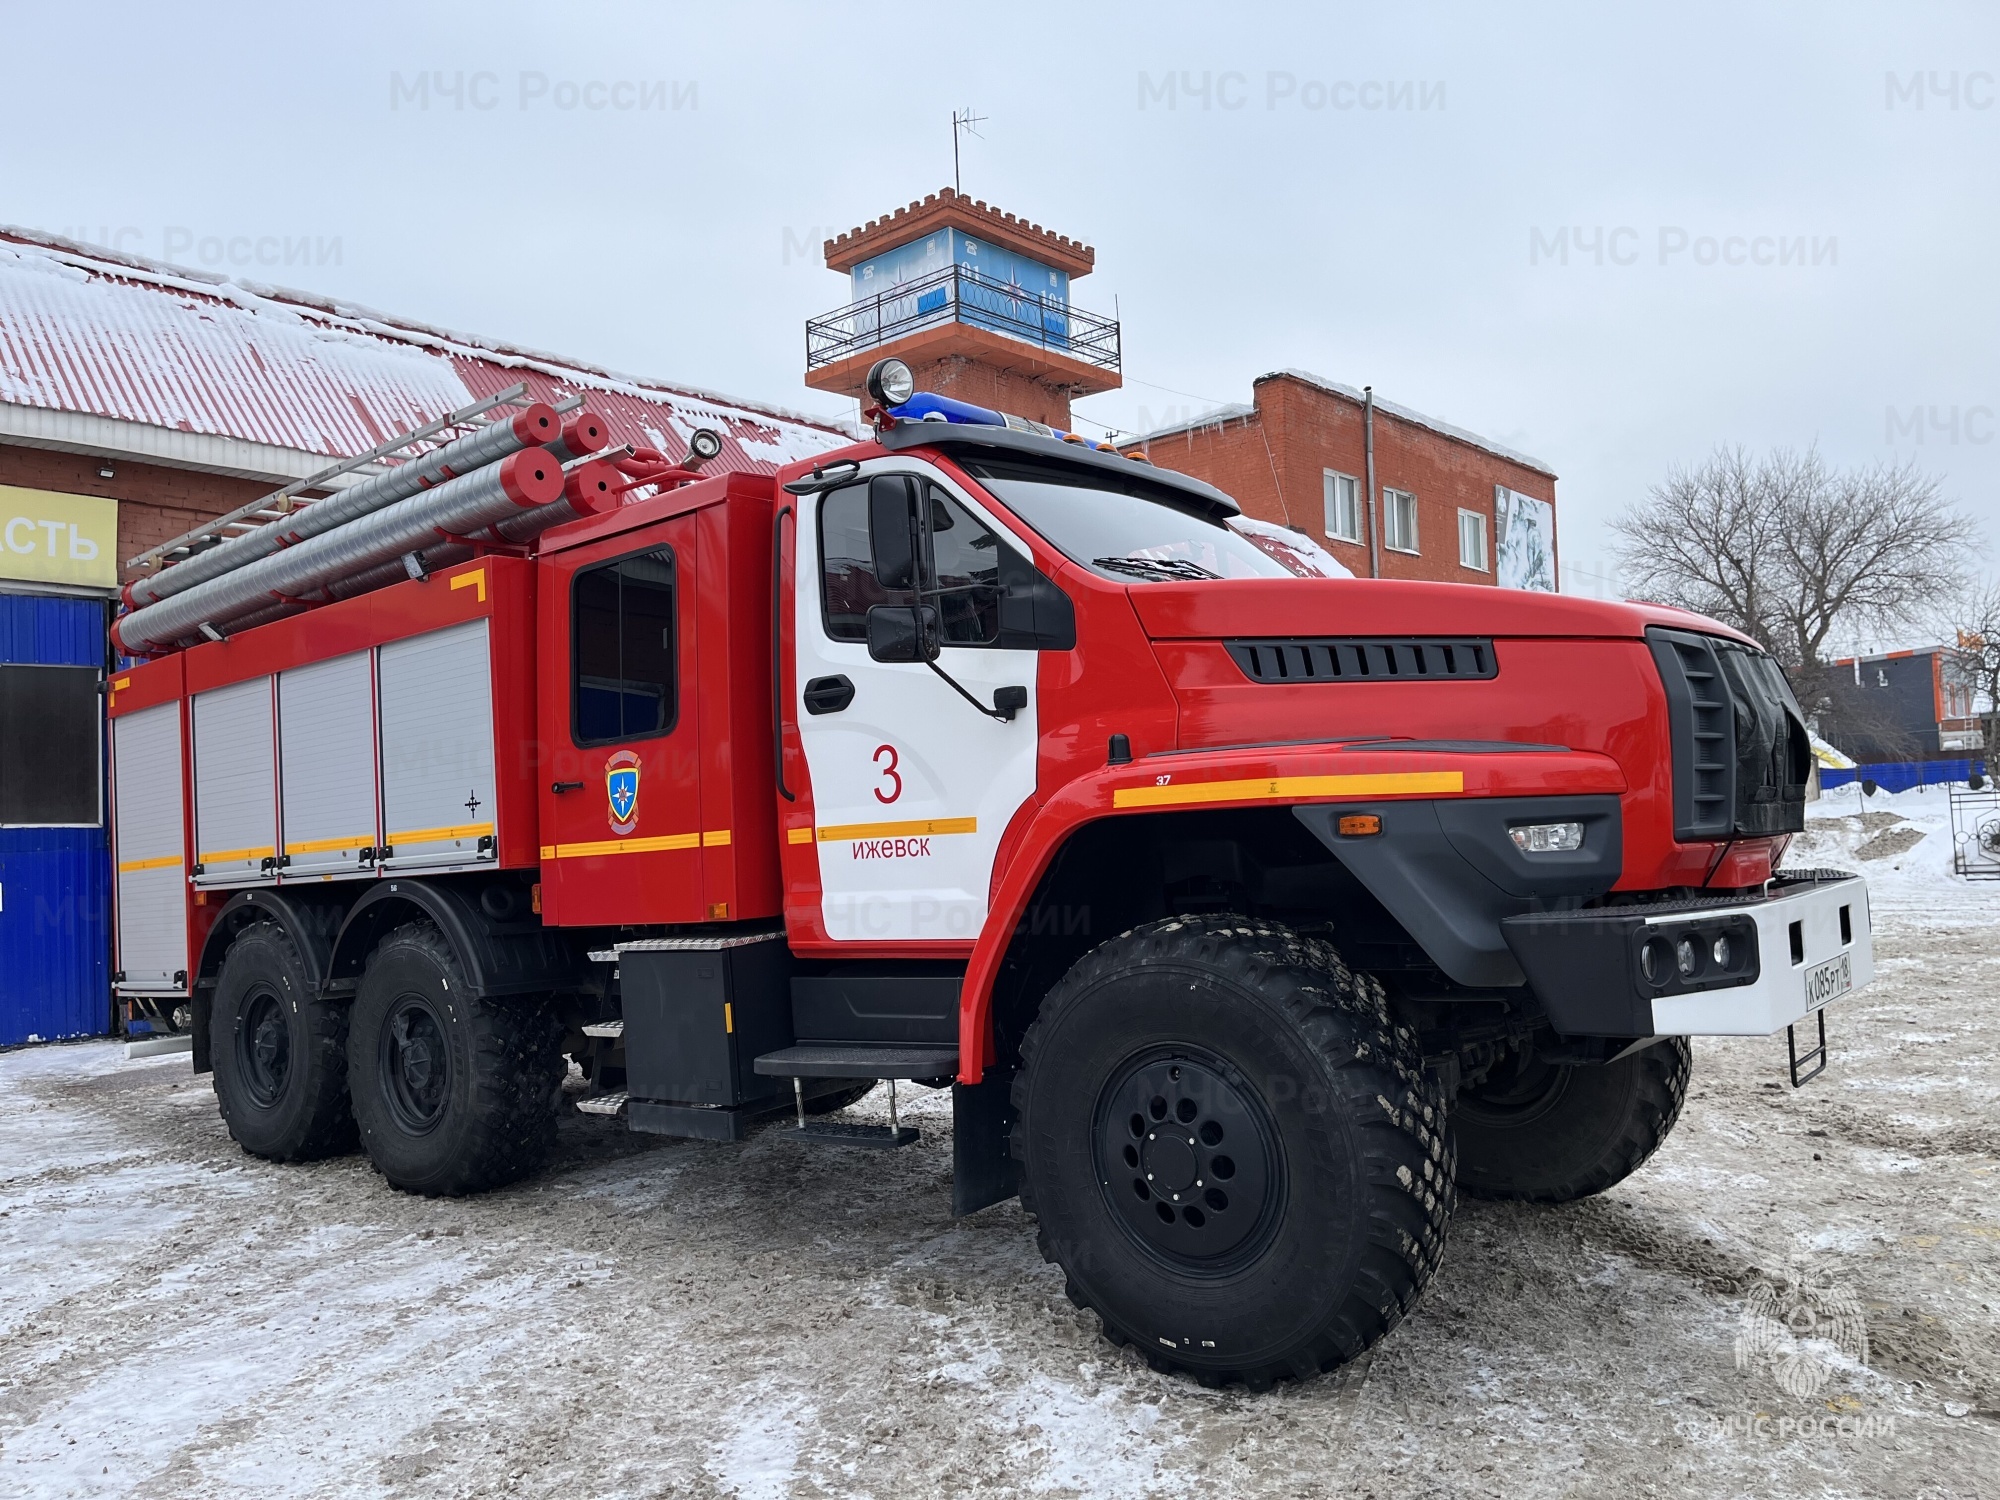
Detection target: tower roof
<box><xmin>822</xmin><ymin>189</ymin><xmax>1096</xmax><ymax>278</ymax></box>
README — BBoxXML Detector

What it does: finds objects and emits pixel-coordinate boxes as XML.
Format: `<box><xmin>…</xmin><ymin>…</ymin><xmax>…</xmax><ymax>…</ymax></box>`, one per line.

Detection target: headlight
<box><xmin>1509</xmin><ymin>821</ymin><xmax>1584</xmax><ymax>853</ymax></box>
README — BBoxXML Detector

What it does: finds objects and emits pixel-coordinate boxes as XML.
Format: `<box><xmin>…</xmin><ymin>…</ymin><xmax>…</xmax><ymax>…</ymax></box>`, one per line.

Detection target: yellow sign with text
<box><xmin>0</xmin><ymin>485</ymin><xmax>119</xmax><ymax>589</ymax></box>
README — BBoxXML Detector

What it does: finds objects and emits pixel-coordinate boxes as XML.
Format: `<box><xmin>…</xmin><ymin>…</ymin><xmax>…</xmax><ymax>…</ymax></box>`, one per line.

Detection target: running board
<box><xmin>788</xmin><ymin>1120</ymin><xmax>919</xmax><ymax>1150</ymax></box>
<box><xmin>752</xmin><ymin>1044</ymin><xmax>957</xmax><ymax>1079</ymax></box>
<box><xmin>575</xmin><ymin>1091</ymin><xmax>628</xmax><ymax>1117</ymax></box>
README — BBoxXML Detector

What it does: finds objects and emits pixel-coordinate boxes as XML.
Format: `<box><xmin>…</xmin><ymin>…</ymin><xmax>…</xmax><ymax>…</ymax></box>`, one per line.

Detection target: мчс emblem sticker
<box><xmin>606</xmin><ymin>750</ymin><xmax>641</xmax><ymax>834</ymax></box>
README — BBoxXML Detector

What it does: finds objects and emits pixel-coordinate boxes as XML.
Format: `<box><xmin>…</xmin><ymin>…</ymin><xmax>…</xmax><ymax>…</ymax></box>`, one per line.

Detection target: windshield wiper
<box><xmin>1092</xmin><ymin>555</ymin><xmax>1220</xmax><ymax>582</ymax></box>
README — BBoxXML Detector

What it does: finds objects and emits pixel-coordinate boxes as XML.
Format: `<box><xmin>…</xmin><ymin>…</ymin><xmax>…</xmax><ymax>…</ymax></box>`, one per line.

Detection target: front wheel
<box><xmin>347</xmin><ymin>923</ymin><xmax>564</xmax><ymax>1196</ymax></box>
<box><xmin>1453</xmin><ymin>1035</ymin><xmax>1691</xmax><ymax>1202</ymax></box>
<box><xmin>1011</xmin><ymin>916</ymin><xmax>1454</xmax><ymax>1390</ymax></box>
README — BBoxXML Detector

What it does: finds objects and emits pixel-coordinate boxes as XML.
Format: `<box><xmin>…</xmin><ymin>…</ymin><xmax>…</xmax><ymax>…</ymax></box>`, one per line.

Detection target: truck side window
<box><xmin>818</xmin><ymin>480</ymin><xmax>1002</xmax><ymax>646</ymax></box>
<box><xmin>925</xmin><ymin>484</ymin><xmax>1000</xmax><ymax>646</ymax></box>
<box><xmin>819</xmin><ymin>483</ymin><xmax>902</xmax><ymax>640</ymax></box>
<box><xmin>572</xmin><ymin>546</ymin><xmax>677</xmax><ymax>745</ymax></box>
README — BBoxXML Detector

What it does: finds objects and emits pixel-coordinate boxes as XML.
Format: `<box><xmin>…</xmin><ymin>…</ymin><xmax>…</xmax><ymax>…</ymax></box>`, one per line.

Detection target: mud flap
<box><xmin>952</xmin><ymin>1067</ymin><xmax>1018</xmax><ymax>1216</ymax></box>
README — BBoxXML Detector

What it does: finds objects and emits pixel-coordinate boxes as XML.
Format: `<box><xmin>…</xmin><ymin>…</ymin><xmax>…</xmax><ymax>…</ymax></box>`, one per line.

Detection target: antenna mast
<box><xmin>951</xmin><ymin>107</ymin><xmax>986</xmax><ymax>193</ymax></box>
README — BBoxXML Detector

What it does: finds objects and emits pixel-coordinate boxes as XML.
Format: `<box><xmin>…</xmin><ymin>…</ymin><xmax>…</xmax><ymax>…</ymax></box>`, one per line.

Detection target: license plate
<box><xmin>1803</xmin><ymin>952</ymin><xmax>1852</xmax><ymax>1010</ymax></box>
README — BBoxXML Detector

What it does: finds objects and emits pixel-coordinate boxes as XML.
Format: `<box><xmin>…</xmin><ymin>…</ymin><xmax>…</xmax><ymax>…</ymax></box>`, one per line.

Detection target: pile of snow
<box><xmin>1789</xmin><ymin>782</ymin><xmax>1999</xmax><ymax>916</ymax></box>
<box><xmin>1228</xmin><ymin>516</ymin><xmax>1355</xmax><ymax>578</ymax></box>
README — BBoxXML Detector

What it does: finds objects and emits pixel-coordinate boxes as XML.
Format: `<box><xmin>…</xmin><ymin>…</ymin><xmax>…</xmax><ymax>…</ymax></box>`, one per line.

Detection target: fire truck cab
<box><xmin>108</xmin><ymin>362</ymin><xmax>1874</xmax><ymax>1388</ymax></box>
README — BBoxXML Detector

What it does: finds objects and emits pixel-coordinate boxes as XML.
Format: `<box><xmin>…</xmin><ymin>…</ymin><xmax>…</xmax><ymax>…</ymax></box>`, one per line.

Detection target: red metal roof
<box><xmin>0</xmin><ymin>227</ymin><xmax>851</xmax><ymax>476</ymax></box>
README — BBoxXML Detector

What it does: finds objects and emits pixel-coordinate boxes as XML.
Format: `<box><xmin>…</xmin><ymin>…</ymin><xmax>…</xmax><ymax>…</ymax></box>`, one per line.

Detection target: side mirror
<box><xmin>868</xmin><ymin>475</ymin><xmax>921</xmax><ymax>591</ymax></box>
<box><xmin>866</xmin><ymin>604</ymin><xmax>939</xmax><ymax>664</ymax></box>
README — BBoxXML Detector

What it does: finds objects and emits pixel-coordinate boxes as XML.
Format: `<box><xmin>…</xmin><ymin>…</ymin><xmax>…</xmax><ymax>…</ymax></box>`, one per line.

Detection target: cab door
<box><xmin>790</xmin><ymin>467</ymin><xmax>1043</xmax><ymax>945</ymax></box>
<box><xmin>537</xmin><ymin>519</ymin><xmax>706</xmax><ymax>926</ymax></box>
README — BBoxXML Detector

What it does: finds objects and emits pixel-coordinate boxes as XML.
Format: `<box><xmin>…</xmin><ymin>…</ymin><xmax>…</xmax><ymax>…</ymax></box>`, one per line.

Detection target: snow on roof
<box><xmin>1132</xmin><ymin>369</ymin><xmax>1556</xmax><ymax>479</ymax></box>
<box><xmin>0</xmin><ymin>226</ymin><xmax>853</xmax><ymax>477</ymax></box>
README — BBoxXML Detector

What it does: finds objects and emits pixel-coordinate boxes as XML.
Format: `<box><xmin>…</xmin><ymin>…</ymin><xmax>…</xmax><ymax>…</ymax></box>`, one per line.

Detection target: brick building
<box><xmin>1125</xmin><ymin>370</ymin><xmax>1559</xmax><ymax>588</ymax></box>
<box><xmin>804</xmin><ymin>188</ymin><xmax>1121</xmax><ymax>431</ymax></box>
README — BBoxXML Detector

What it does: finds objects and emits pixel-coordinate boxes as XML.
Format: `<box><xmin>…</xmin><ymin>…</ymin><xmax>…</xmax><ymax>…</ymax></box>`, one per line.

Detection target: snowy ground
<box><xmin>3</xmin><ymin>786</ymin><xmax>1997</xmax><ymax>1498</ymax></box>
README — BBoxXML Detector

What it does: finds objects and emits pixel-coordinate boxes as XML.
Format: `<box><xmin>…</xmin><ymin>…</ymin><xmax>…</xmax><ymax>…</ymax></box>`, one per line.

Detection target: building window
<box><xmin>1382</xmin><ymin>488</ymin><xmax>1419</xmax><ymax>554</ymax></box>
<box><xmin>1323</xmin><ymin>470</ymin><xmax>1361</xmax><ymax>543</ymax></box>
<box><xmin>572</xmin><ymin>546</ymin><xmax>678</xmax><ymax>745</ymax></box>
<box><xmin>1457</xmin><ymin>509</ymin><xmax>1489</xmax><ymax>572</ymax></box>
<box><xmin>0</xmin><ymin>665</ymin><xmax>101</xmax><ymax>826</ymax></box>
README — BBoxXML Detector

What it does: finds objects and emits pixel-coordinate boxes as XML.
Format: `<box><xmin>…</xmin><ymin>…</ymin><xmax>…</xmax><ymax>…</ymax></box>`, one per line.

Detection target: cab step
<box><xmin>777</xmin><ymin>1075</ymin><xmax>922</xmax><ymax>1149</ymax></box>
<box><xmin>575</xmin><ymin>1090</ymin><xmax>629</xmax><ymax>1117</ymax></box>
<box><xmin>752</xmin><ymin>1044</ymin><xmax>957</xmax><ymax>1079</ymax></box>
<box><xmin>789</xmin><ymin>1120</ymin><xmax>919</xmax><ymax>1150</ymax></box>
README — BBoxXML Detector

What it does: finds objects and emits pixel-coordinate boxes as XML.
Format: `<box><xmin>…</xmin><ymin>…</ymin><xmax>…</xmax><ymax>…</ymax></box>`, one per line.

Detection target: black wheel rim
<box><xmin>1092</xmin><ymin>1047</ymin><xmax>1283</xmax><ymax>1273</ymax></box>
<box><xmin>379</xmin><ymin>994</ymin><xmax>451</xmax><ymax>1135</ymax></box>
<box><xmin>237</xmin><ymin>989</ymin><xmax>290</xmax><ymax>1109</ymax></box>
<box><xmin>1457</xmin><ymin>1051</ymin><xmax>1570</xmax><ymax>1129</ymax></box>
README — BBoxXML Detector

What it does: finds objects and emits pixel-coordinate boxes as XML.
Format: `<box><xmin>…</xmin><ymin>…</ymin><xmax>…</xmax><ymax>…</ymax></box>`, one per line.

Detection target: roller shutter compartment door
<box><xmin>278</xmin><ymin>651</ymin><xmax>377</xmax><ymax>878</ymax></box>
<box><xmin>192</xmin><ymin>676</ymin><xmax>277</xmax><ymax>888</ymax></box>
<box><xmin>112</xmin><ymin>699</ymin><xmax>186</xmax><ymax>991</ymax></box>
<box><xmin>377</xmin><ymin>619</ymin><xmax>497</xmax><ymax>871</ymax></box>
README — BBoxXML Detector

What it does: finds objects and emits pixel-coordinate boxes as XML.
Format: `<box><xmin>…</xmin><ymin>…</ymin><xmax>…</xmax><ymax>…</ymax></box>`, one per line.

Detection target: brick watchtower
<box><xmin>803</xmin><ymin>189</ymin><xmax>1121</xmax><ymax>431</ymax></box>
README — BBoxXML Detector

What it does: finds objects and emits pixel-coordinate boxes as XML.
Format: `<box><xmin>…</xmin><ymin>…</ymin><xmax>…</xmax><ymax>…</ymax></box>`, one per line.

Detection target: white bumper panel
<box><xmin>1649</xmin><ymin>876</ymin><xmax>1873</xmax><ymax>1036</ymax></box>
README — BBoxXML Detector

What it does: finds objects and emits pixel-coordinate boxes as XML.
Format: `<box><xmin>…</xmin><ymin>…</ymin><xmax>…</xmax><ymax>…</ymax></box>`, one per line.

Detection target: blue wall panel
<box><xmin>1</xmin><ymin>591</ymin><xmax>111</xmax><ymax>1045</ymax></box>
<box><xmin>0</xmin><ymin>828</ymin><xmax>110</xmax><ymax>1043</ymax></box>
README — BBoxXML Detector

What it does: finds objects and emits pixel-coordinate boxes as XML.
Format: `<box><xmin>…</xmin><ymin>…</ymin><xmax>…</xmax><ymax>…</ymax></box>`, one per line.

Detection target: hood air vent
<box><xmin>1226</xmin><ymin>637</ymin><xmax>1497</xmax><ymax>684</ymax></box>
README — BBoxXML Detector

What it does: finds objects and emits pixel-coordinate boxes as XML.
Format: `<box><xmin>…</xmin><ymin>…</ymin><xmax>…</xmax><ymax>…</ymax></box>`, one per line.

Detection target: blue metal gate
<box><xmin>0</xmin><ymin>593</ymin><xmax>110</xmax><ymax>1045</ymax></box>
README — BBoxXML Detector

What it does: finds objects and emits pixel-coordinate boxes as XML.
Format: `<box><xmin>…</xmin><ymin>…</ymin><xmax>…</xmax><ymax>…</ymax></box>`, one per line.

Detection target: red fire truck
<box><xmin>106</xmin><ymin>360</ymin><xmax>1872</xmax><ymax>1389</ymax></box>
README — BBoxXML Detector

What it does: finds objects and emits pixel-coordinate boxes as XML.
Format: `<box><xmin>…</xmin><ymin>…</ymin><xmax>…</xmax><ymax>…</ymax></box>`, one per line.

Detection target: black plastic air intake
<box><xmin>1226</xmin><ymin>637</ymin><xmax>1496</xmax><ymax>684</ymax></box>
<box><xmin>1647</xmin><ymin>627</ymin><xmax>1810</xmax><ymax>840</ymax></box>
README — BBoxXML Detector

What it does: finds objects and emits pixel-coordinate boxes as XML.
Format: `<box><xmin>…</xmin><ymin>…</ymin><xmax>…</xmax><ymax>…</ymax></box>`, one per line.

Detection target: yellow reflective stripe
<box><xmin>118</xmin><ymin>855</ymin><xmax>180</xmax><ymax>874</ymax></box>
<box><xmin>550</xmin><ymin>832</ymin><xmax>699</xmax><ymax>859</ymax></box>
<box><xmin>702</xmin><ymin>829</ymin><xmax>731</xmax><ymax>847</ymax></box>
<box><xmin>197</xmin><ymin>845</ymin><xmax>275</xmax><ymax>864</ymax></box>
<box><xmin>388</xmin><ymin>822</ymin><xmax>495</xmax><ymax>845</ymax></box>
<box><xmin>787</xmin><ymin>827</ymin><xmax>813</xmax><ymax>845</ymax></box>
<box><xmin>539</xmin><ymin>845</ymin><xmax>557</xmax><ymax>860</ymax></box>
<box><xmin>284</xmin><ymin>835</ymin><xmax>372</xmax><ymax>855</ymax></box>
<box><xmin>1113</xmin><ymin>771</ymin><xmax>1464</xmax><ymax>809</ymax></box>
<box><xmin>817</xmin><ymin>816</ymin><xmax>977</xmax><ymax>842</ymax></box>
<box><xmin>449</xmin><ymin>568</ymin><xmax>487</xmax><ymax>602</ymax></box>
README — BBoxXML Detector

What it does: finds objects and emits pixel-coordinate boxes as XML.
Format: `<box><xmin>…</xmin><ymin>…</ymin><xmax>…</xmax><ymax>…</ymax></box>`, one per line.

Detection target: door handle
<box><xmin>551</xmin><ymin>780</ymin><xmax>584</xmax><ymax>794</ymax></box>
<box><xmin>803</xmin><ymin>674</ymin><xmax>856</xmax><ymax>715</ymax></box>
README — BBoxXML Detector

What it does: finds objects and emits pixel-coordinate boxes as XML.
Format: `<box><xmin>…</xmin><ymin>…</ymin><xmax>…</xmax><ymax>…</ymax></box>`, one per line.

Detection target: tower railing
<box><xmin>806</xmin><ymin>263</ymin><xmax>1121</xmax><ymax>376</ymax></box>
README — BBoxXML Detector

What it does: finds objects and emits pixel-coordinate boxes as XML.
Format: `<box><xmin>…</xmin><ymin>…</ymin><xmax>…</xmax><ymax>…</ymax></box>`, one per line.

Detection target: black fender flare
<box><xmin>190</xmin><ymin>888</ymin><xmax>351</xmax><ymax>1074</ymax></box>
<box><xmin>327</xmin><ymin>877</ymin><xmax>592</xmax><ymax>1002</ymax></box>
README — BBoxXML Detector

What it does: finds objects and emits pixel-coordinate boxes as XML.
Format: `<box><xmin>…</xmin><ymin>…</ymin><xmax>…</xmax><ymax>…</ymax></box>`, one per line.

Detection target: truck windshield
<box><xmin>958</xmin><ymin>457</ymin><xmax>1292</xmax><ymax>582</ymax></box>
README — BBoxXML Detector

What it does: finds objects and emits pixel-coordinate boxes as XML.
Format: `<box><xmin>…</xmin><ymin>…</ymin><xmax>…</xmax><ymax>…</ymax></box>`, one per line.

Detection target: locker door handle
<box><xmin>551</xmin><ymin>781</ymin><xmax>584</xmax><ymax>794</ymax></box>
<box><xmin>803</xmin><ymin>674</ymin><xmax>855</xmax><ymax>715</ymax></box>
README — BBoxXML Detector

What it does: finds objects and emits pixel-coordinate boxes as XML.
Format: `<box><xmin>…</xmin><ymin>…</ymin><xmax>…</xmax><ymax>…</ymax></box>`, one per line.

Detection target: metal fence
<box><xmin>806</xmin><ymin>263</ymin><xmax>1121</xmax><ymax>377</ymax></box>
<box><xmin>1948</xmin><ymin>784</ymin><xmax>2000</xmax><ymax>880</ymax></box>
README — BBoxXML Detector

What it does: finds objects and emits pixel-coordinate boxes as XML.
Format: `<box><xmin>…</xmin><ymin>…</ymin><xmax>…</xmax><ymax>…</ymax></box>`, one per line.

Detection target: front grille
<box><xmin>1227</xmin><ymin>636</ymin><xmax>1496</xmax><ymax>684</ymax></box>
<box><xmin>1647</xmin><ymin>627</ymin><xmax>1810</xmax><ymax>840</ymax></box>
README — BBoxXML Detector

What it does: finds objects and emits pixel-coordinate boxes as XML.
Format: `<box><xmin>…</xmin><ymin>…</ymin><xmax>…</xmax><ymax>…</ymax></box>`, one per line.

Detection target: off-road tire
<box><xmin>1454</xmin><ymin>1035</ymin><xmax>1691</xmax><ymax>1202</ymax></box>
<box><xmin>209</xmin><ymin>921</ymin><xmax>357</xmax><ymax>1161</ymax></box>
<box><xmin>347</xmin><ymin>922</ymin><xmax>564</xmax><ymax>1196</ymax></box>
<box><xmin>1010</xmin><ymin>915</ymin><xmax>1454</xmax><ymax>1389</ymax></box>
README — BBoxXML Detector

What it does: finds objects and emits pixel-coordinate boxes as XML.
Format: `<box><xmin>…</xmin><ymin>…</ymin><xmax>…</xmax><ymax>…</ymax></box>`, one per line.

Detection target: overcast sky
<box><xmin>7</xmin><ymin>1</ymin><xmax>1995</xmax><ymax>635</ymax></box>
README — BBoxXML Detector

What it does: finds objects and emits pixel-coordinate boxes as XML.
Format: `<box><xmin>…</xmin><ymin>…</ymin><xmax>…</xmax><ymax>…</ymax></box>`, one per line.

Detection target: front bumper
<box><xmin>1501</xmin><ymin>870</ymin><xmax>1873</xmax><ymax>1038</ymax></box>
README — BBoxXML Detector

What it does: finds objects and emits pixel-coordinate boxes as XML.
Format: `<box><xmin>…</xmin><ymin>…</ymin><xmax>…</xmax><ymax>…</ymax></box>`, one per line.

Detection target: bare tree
<box><xmin>1609</xmin><ymin>446</ymin><xmax>1789</xmax><ymax>647</ymax></box>
<box><xmin>1613</xmin><ymin>446</ymin><xmax>1973</xmax><ymax>673</ymax></box>
<box><xmin>1940</xmin><ymin>579</ymin><xmax>2000</xmax><ymax>757</ymax></box>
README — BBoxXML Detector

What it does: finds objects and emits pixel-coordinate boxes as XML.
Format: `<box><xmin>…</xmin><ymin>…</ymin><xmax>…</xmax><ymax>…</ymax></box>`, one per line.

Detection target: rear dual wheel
<box><xmin>1012</xmin><ymin>916</ymin><xmax>1454</xmax><ymax>1389</ymax></box>
<box><xmin>210</xmin><ymin>922</ymin><xmax>357</xmax><ymax>1161</ymax></box>
<box><xmin>347</xmin><ymin>923</ymin><xmax>565</xmax><ymax>1196</ymax></box>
